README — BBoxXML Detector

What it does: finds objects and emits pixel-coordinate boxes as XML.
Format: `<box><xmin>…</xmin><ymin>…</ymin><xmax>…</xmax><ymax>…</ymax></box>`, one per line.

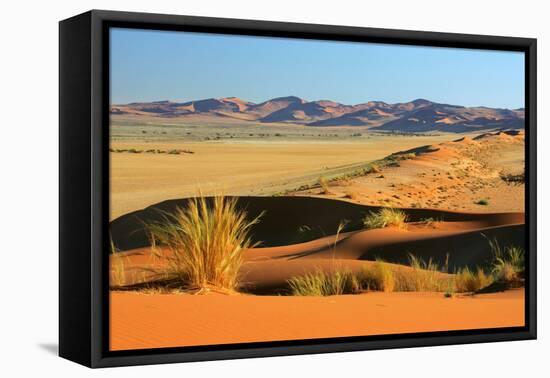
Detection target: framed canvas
<box><xmin>59</xmin><ymin>10</ymin><xmax>537</xmax><ymax>368</ymax></box>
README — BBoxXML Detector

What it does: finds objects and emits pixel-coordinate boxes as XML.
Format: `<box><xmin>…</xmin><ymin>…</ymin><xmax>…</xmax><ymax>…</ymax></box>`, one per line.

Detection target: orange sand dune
<box><xmin>294</xmin><ymin>130</ymin><xmax>525</xmax><ymax>213</ymax></box>
<box><xmin>110</xmin><ymin>196</ymin><xmax>524</xmax><ymax>252</ymax></box>
<box><xmin>110</xmin><ymin>197</ymin><xmax>524</xmax><ymax>292</ymax></box>
<box><xmin>110</xmin><ymin>289</ymin><xmax>524</xmax><ymax>351</ymax></box>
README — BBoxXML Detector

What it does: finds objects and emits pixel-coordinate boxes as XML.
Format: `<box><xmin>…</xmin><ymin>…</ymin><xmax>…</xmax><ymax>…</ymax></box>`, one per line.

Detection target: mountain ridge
<box><xmin>111</xmin><ymin>96</ymin><xmax>524</xmax><ymax>133</ymax></box>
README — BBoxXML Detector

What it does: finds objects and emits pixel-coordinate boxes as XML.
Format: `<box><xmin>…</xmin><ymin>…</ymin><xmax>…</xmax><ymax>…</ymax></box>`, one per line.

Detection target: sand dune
<box><xmin>111</xmin><ymin>195</ymin><xmax>524</xmax><ymax>251</ymax></box>
<box><xmin>110</xmin><ymin>289</ymin><xmax>524</xmax><ymax>351</ymax></box>
<box><xmin>110</xmin><ymin>196</ymin><xmax>524</xmax><ymax>293</ymax></box>
<box><xmin>109</xmin><ymin>130</ymin><xmax>525</xmax><ymax>351</ymax></box>
<box><xmin>292</xmin><ymin>130</ymin><xmax>525</xmax><ymax>213</ymax></box>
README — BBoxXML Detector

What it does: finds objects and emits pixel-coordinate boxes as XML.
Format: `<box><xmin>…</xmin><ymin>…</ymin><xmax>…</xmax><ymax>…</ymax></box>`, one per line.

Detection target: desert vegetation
<box><xmin>363</xmin><ymin>207</ymin><xmax>408</xmax><ymax>229</ymax></box>
<box><xmin>146</xmin><ymin>196</ymin><xmax>262</xmax><ymax>293</ymax></box>
<box><xmin>500</xmin><ymin>170</ymin><xmax>525</xmax><ymax>185</ymax></box>
<box><xmin>488</xmin><ymin>238</ymin><xmax>525</xmax><ymax>284</ymax></box>
<box><xmin>109</xmin><ymin>147</ymin><xmax>194</xmax><ymax>154</ymax></box>
<box><xmin>284</xmin><ymin>241</ymin><xmax>525</xmax><ymax>297</ymax></box>
<box><xmin>288</xmin><ymin>268</ymin><xmax>360</xmax><ymax>296</ymax></box>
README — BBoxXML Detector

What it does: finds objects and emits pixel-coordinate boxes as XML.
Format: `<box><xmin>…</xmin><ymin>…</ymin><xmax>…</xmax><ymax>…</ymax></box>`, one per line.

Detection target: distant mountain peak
<box><xmin>269</xmin><ymin>96</ymin><xmax>304</xmax><ymax>103</ymax></box>
<box><xmin>410</xmin><ymin>98</ymin><xmax>433</xmax><ymax>105</ymax></box>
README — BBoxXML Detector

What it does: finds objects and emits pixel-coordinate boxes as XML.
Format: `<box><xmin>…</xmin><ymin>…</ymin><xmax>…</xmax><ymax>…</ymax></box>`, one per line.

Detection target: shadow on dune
<box><xmin>110</xmin><ymin>196</ymin><xmax>524</xmax><ymax>252</ymax></box>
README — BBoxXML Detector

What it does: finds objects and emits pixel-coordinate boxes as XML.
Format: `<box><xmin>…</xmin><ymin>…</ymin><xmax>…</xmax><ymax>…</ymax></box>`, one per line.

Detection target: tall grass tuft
<box><xmin>454</xmin><ymin>267</ymin><xmax>493</xmax><ymax>292</ymax></box>
<box><xmin>488</xmin><ymin>238</ymin><xmax>525</xmax><ymax>283</ymax></box>
<box><xmin>147</xmin><ymin>196</ymin><xmax>262</xmax><ymax>292</ymax></box>
<box><xmin>110</xmin><ymin>254</ymin><xmax>127</xmax><ymax>287</ymax></box>
<box><xmin>288</xmin><ymin>269</ymin><xmax>360</xmax><ymax>296</ymax></box>
<box><xmin>396</xmin><ymin>254</ymin><xmax>449</xmax><ymax>291</ymax></box>
<box><xmin>363</xmin><ymin>208</ymin><xmax>408</xmax><ymax>230</ymax></box>
<box><xmin>359</xmin><ymin>260</ymin><xmax>395</xmax><ymax>292</ymax></box>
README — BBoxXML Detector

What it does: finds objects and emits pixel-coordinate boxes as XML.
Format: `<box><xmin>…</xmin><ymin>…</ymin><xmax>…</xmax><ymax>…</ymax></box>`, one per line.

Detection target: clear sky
<box><xmin>110</xmin><ymin>28</ymin><xmax>525</xmax><ymax>109</ymax></box>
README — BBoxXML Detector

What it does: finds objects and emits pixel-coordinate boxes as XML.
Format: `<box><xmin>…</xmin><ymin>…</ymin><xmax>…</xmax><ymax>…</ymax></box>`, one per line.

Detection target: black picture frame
<box><xmin>59</xmin><ymin>9</ymin><xmax>537</xmax><ymax>368</ymax></box>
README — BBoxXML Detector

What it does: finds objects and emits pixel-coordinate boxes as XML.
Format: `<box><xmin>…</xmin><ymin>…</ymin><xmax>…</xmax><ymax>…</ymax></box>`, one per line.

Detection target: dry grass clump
<box><xmin>147</xmin><ymin>196</ymin><xmax>262</xmax><ymax>293</ymax></box>
<box><xmin>363</xmin><ymin>208</ymin><xmax>408</xmax><ymax>230</ymax></box>
<box><xmin>394</xmin><ymin>254</ymin><xmax>451</xmax><ymax>292</ymax></box>
<box><xmin>454</xmin><ymin>267</ymin><xmax>493</xmax><ymax>293</ymax></box>
<box><xmin>109</xmin><ymin>237</ymin><xmax>127</xmax><ymax>288</ymax></box>
<box><xmin>359</xmin><ymin>254</ymin><xmax>492</xmax><ymax>294</ymax></box>
<box><xmin>489</xmin><ymin>239</ymin><xmax>525</xmax><ymax>283</ymax></box>
<box><xmin>110</xmin><ymin>254</ymin><xmax>127</xmax><ymax>288</ymax></box>
<box><xmin>288</xmin><ymin>268</ymin><xmax>360</xmax><ymax>296</ymax></box>
<box><xmin>359</xmin><ymin>260</ymin><xmax>395</xmax><ymax>292</ymax></box>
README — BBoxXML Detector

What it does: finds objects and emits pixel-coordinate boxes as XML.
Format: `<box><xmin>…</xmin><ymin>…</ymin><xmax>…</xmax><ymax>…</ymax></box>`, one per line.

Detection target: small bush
<box><xmin>363</xmin><ymin>208</ymin><xmax>408</xmax><ymax>229</ymax></box>
<box><xmin>288</xmin><ymin>269</ymin><xmax>360</xmax><ymax>296</ymax></box>
<box><xmin>475</xmin><ymin>199</ymin><xmax>489</xmax><ymax>206</ymax></box>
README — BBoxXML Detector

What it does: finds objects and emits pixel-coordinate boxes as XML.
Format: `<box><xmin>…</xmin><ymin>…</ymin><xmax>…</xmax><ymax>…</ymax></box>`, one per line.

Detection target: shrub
<box><xmin>475</xmin><ymin>199</ymin><xmax>489</xmax><ymax>206</ymax></box>
<box><xmin>288</xmin><ymin>269</ymin><xmax>360</xmax><ymax>296</ymax></box>
<box><xmin>147</xmin><ymin>196</ymin><xmax>262</xmax><ymax>292</ymax></box>
<box><xmin>500</xmin><ymin>171</ymin><xmax>525</xmax><ymax>185</ymax></box>
<box><xmin>363</xmin><ymin>208</ymin><xmax>408</xmax><ymax>229</ymax></box>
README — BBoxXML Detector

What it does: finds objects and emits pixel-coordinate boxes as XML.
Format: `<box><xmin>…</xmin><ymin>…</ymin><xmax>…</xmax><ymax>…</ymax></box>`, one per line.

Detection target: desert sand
<box><xmin>109</xmin><ymin>194</ymin><xmax>525</xmax><ymax>351</ymax></box>
<box><xmin>110</xmin><ymin>289</ymin><xmax>524</xmax><ymax>351</ymax></box>
<box><xmin>292</xmin><ymin>131</ymin><xmax>525</xmax><ymax>212</ymax></box>
<box><xmin>110</xmin><ymin>197</ymin><xmax>524</xmax><ymax>290</ymax></box>
<box><xmin>109</xmin><ymin>132</ymin><xmax>466</xmax><ymax>219</ymax></box>
<box><xmin>109</xmin><ymin>129</ymin><xmax>526</xmax><ymax>352</ymax></box>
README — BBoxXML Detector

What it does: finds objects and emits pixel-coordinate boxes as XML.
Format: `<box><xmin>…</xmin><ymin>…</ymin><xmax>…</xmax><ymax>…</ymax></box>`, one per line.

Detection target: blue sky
<box><xmin>110</xmin><ymin>28</ymin><xmax>525</xmax><ymax>109</ymax></box>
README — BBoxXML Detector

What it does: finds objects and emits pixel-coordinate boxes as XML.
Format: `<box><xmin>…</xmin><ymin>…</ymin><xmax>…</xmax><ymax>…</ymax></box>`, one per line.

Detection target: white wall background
<box><xmin>0</xmin><ymin>0</ymin><xmax>547</xmax><ymax>376</ymax></box>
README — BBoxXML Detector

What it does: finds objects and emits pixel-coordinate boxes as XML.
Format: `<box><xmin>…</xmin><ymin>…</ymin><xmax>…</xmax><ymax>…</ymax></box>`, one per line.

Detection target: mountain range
<box><xmin>111</xmin><ymin>96</ymin><xmax>524</xmax><ymax>133</ymax></box>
